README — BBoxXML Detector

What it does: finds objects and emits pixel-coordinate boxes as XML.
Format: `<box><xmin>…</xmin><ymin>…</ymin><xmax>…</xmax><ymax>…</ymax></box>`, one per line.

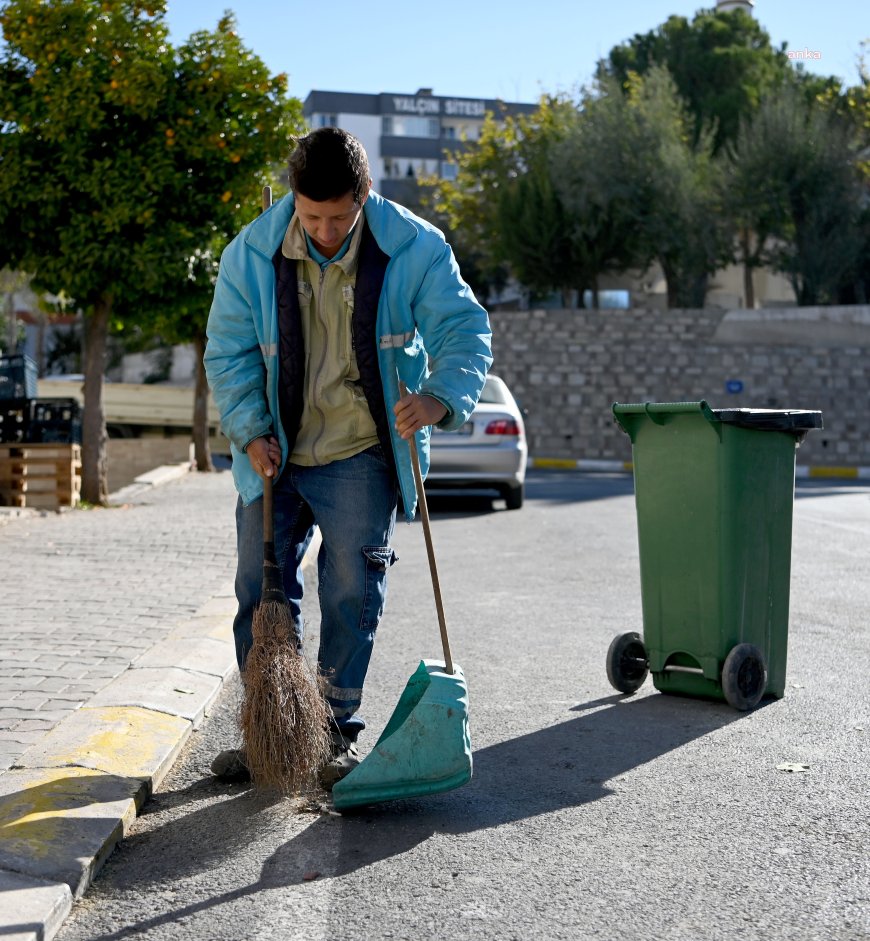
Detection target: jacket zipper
<box><xmin>308</xmin><ymin>264</ymin><xmax>330</xmax><ymax>465</ymax></box>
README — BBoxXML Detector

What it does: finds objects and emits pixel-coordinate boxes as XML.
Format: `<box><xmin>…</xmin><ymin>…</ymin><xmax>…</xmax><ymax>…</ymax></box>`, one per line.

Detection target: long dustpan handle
<box><xmin>399</xmin><ymin>380</ymin><xmax>454</xmax><ymax>675</ymax></box>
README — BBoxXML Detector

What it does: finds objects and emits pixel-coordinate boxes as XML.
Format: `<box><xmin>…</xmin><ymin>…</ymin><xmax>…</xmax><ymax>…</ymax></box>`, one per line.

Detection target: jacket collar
<box><xmin>242</xmin><ymin>189</ymin><xmax>417</xmax><ymax>261</ymax></box>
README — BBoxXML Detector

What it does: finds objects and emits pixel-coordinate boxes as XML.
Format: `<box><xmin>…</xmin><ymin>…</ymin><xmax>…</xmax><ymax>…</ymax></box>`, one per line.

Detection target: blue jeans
<box><xmin>233</xmin><ymin>445</ymin><xmax>398</xmax><ymax>740</ymax></box>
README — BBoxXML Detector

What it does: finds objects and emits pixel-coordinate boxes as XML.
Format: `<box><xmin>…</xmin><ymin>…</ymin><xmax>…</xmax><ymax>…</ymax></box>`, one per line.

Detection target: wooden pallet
<box><xmin>0</xmin><ymin>443</ymin><xmax>82</xmax><ymax>509</ymax></box>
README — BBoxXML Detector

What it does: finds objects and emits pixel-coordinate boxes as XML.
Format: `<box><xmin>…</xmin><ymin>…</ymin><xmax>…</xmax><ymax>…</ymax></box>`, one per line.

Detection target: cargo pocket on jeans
<box><xmin>360</xmin><ymin>545</ymin><xmax>398</xmax><ymax>632</ymax></box>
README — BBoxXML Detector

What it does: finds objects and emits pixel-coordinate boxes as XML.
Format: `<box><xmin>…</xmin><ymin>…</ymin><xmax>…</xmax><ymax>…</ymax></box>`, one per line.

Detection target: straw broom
<box><xmin>240</xmin><ymin>474</ymin><xmax>332</xmax><ymax>793</ymax></box>
<box><xmin>239</xmin><ymin>184</ymin><xmax>331</xmax><ymax>793</ymax></box>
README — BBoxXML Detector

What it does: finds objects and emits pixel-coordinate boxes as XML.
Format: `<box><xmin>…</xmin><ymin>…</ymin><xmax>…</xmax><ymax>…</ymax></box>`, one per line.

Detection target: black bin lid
<box><xmin>713</xmin><ymin>408</ymin><xmax>824</xmax><ymax>432</ymax></box>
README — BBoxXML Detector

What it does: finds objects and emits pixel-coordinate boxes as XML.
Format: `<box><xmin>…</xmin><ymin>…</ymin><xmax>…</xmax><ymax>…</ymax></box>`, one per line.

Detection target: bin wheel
<box><xmin>721</xmin><ymin>643</ymin><xmax>768</xmax><ymax>711</ymax></box>
<box><xmin>606</xmin><ymin>632</ymin><xmax>649</xmax><ymax>694</ymax></box>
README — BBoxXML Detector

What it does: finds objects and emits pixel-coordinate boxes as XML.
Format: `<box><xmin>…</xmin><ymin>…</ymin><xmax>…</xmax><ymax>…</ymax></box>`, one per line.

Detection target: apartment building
<box><xmin>303</xmin><ymin>88</ymin><xmax>538</xmax><ymax>203</ymax></box>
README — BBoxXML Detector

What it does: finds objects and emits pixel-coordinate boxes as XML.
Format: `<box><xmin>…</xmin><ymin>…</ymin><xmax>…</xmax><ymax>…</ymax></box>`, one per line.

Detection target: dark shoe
<box><xmin>319</xmin><ymin>732</ymin><xmax>360</xmax><ymax>791</ymax></box>
<box><xmin>211</xmin><ymin>748</ymin><xmax>251</xmax><ymax>783</ymax></box>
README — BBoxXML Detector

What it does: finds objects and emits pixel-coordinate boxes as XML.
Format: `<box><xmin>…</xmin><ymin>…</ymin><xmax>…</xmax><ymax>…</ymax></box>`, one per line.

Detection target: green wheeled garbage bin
<box><xmin>607</xmin><ymin>401</ymin><xmax>822</xmax><ymax>711</ymax></box>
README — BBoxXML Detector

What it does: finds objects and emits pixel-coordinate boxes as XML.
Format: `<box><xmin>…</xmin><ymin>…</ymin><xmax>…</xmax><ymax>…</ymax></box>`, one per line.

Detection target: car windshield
<box><xmin>478</xmin><ymin>377</ymin><xmax>508</xmax><ymax>405</ymax></box>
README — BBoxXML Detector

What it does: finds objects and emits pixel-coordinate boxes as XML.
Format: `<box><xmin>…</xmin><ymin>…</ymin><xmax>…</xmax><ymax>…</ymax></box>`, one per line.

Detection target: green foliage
<box><xmin>432</xmin><ymin>14</ymin><xmax>867</xmax><ymax>311</ymax></box>
<box><xmin>551</xmin><ymin>70</ymin><xmax>721</xmax><ymax>306</ymax></box>
<box><xmin>728</xmin><ymin>85</ymin><xmax>865</xmax><ymax>305</ymax></box>
<box><xmin>601</xmin><ymin>8</ymin><xmax>794</xmax><ymax>154</ymax></box>
<box><xmin>429</xmin><ymin>96</ymin><xmax>586</xmax><ymax>303</ymax></box>
<box><xmin>618</xmin><ymin>68</ymin><xmax>731</xmax><ymax>307</ymax></box>
<box><xmin>0</xmin><ymin>0</ymin><xmax>299</xmax><ymax>320</ymax></box>
<box><xmin>0</xmin><ymin>0</ymin><xmax>302</xmax><ymax>499</ymax></box>
<box><xmin>430</xmin><ymin>75</ymin><xmax>733</xmax><ymax>308</ymax></box>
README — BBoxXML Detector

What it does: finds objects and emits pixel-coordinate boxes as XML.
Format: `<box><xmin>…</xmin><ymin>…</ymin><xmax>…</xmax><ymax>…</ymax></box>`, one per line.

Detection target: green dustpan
<box><xmin>332</xmin><ymin>380</ymin><xmax>473</xmax><ymax>811</ymax></box>
<box><xmin>332</xmin><ymin>658</ymin><xmax>472</xmax><ymax>809</ymax></box>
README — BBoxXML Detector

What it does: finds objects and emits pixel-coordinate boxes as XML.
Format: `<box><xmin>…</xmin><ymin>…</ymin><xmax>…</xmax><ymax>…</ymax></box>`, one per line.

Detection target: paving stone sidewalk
<box><xmin>0</xmin><ymin>467</ymin><xmax>240</xmax><ymax>772</ymax></box>
<box><xmin>0</xmin><ymin>465</ymin><xmax>245</xmax><ymax>941</ymax></box>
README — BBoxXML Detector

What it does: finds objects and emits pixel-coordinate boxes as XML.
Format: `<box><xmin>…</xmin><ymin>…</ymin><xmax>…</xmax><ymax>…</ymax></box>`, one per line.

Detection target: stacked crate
<box><xmin>0</xmin><ymin>355</ymin><xmax>82</xmax><ymax>508</ymax></box>
<box><xmin>0</xmin><ymin>443</ymin><xmax>82</xmax><ymax>508</ymax></box>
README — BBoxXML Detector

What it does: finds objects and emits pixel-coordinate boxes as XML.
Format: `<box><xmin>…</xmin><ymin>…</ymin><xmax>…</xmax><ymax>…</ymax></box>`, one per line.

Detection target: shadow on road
<box><xmin>84</xmin><ymin>691</ymin><xmax>743</xmax><ymax>939</ymax></box>
<box><xmin>325</xmin><ymin>690</ymin><xmax>742</xmax><ymax>844</ymax></box>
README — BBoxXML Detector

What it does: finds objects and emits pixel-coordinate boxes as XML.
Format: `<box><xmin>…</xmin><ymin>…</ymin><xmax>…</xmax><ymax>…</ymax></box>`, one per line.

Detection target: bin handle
<box><xmin>634</xmin><ymin>401</ymin><xmax>716</xmax><ymax>425</ymax></box>
<box><xmin>613</xmin><ymin>401</ymin><xmax>720</xmax><ymax>439</ymax></box>
<box><xmin>642</xmin><ymin>403</ymin><xmax>667</xmax><ymax>426</ymax></box>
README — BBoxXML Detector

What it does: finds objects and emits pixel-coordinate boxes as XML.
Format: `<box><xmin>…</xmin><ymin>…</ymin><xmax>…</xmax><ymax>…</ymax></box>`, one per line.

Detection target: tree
<box><xmin>0</xmin><ymin>1</ymin><xmax>296</xmax><ymax>502</ymax></box>
<box><xmin>428</xmin><ymin>96</ymin><xmax>582</xmax><ymax>305</ymax></box>
<box><xmin>820</xmin><ymin>42</ymin><xmax>870</xmax><ymax>303</ymax></box>
<box><xmin>413</xmin><ymin>183</ymin><xmax>509</xmax><ymax>309</ymax></box>
<box><xmin>549</xmin><ymin>79</ymin><xmax>657</xmax><ymax>307</ymax></box>
<box><xmin>0</xmin><ymin>267</ymin><xmax>28</xmax><ymax>352</ymax></box>
<box><xmin>563</xmin><ymin>69</ymin><xmax>730</xmax><ymax>308</ymax></box>
<box><xmin>601</xmin><ymin>7</ymin><xmax>795</xmax><ymax>154</ymax></box>
<box><xmin>121</xmin><ymin>20</ymin><xmax>302</xmax><ymax>473</ymax></box>
<box><xmin>726</xmin><ymin>84</ymin><xmax>864</xmax><ymax>306</ymax></box>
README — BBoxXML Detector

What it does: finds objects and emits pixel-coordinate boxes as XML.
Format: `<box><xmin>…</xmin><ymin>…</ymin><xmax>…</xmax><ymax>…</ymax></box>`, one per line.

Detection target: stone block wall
<box><xmin>488</xmin><ymin>306</ymin><xmax>870</xmax><ymax>468</ymax></box>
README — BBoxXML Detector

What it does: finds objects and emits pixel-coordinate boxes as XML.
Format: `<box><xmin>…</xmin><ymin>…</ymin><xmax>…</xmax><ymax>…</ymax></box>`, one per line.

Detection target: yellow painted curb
<box><xmin>16</xmin><ymin>706</ymin><xmax>191</xmax><ymax>783</ymax></box>
<box><xmin>808</xmin><ymin>466</ymin><xmax>859</xmax><ymax>479</ymax></box>
<box><xmin>0</xmin><ymin>766</ymin><xmax>142</xmax><ymax>895</ymax></box>
<box><xmin>533</xmin><ymin>458</ymin><xmax>581</xmax><ymax>469</ymax></box>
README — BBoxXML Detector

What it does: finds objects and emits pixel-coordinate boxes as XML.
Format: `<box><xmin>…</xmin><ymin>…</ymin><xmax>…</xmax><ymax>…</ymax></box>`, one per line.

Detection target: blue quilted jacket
<box><xmin>204</xmin><ymin>189</ymin><xmax>492</xmax><ymax>519</ymax></box>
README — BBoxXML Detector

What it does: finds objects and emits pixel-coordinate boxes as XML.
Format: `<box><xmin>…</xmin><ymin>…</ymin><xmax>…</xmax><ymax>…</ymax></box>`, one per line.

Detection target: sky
<box><xmin>162</xmin><ymin>0</ymin><xmax>869</xmax><ymax>104</ymax></box>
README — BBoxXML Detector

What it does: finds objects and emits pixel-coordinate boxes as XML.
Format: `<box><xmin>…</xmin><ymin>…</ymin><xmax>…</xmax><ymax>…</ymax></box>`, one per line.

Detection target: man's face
<box><xmin>295</xmin><ymin>187</ymin><xmax>369</xmax><ymax>259</ymax></box>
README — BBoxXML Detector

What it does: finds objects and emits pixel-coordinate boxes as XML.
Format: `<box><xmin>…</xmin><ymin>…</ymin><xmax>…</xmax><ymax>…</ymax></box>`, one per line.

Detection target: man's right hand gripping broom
<box><xmin>246</xmin><ymin>435</ymin><xmax>281</xmax><ymax>479</ymax></box>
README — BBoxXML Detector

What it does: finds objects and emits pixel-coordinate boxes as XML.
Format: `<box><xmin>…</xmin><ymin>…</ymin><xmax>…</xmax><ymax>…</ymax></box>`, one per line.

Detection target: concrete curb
<box><xmin>108</xmin><ymin>460</ymin><xmax>192</xmax><ymax>503</ymax></box>
<box><xmin>0</xmin><ymin>463</ymin><xmax>235</xmax><ymax>941</ymax></box>
<box><xmin>0</xmin><ymin>581</ymin><xmax>238</xmax><ymax>936</ymax></box>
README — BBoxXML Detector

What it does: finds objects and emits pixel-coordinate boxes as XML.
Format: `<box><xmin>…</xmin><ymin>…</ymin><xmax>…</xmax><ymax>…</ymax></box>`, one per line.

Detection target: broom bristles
<box><xmin>241</xmin><ymin>599</ymin><xmax>332</xmax><ymax>794</ymax></box>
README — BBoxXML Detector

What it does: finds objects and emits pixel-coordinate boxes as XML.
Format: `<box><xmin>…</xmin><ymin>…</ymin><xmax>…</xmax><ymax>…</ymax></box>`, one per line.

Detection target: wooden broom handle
<box><xmin>399</xmin><ymin>380</ymin><xmax>454</xmax><ymax>675</ymax></box>
<box><xmin>261</xmin><ymin>185</ymin><xmax>276</xmax><ymax>553</ymax></box>
<box><xmin>262</xmin><ymin>473</ymin><xmax>274</xmax><ymax>544</ymax></box>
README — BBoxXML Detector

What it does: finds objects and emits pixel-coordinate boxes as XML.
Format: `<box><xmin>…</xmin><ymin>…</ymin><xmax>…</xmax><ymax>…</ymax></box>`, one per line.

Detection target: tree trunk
<box><xmin>662</xmin><ymin>260</ymin><xmax>679</xmax><ymax>309</ymax></box>
<box><xmin>4</xmin><ymin>289</ymin><xmax>15</xmax><ymax>352</ymax></box>
<box><xmin>741</xmin><ymin>228</ymin><xmax>756</xmax><ymax>310</ymax></box>
<box><xmin>192</xmin><ymin>332</ymin><xmax>213</xmax><ymax>473</ymax></box>
<box><xmin>81</xmin><ymin>295</ymin><xmax>110</xmax><ymax>505</ymax></box>
<box><xmin>36</xmin><ymin>313</ymin><xmax>45</xmax><ymax>375</ymax></box>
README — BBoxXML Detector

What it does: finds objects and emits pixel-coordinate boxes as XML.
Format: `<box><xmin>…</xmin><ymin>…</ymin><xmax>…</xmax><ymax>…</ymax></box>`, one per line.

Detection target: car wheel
<box><xmin>502</xmin><ymin>483</ymin><xmax>524</xmax><ymax>510</ymax></box>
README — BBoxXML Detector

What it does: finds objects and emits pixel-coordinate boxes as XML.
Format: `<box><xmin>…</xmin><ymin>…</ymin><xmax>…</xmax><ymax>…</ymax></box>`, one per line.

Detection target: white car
<box><xmin>426</xmin><ymin>374</ymin><xmax>528</xmax><ymax>510</ymax></box>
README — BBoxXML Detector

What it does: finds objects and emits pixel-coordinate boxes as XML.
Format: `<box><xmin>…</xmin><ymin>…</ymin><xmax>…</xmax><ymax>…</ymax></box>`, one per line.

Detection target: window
<box><xmin>382</xmin><ymin>115</ymin><xmax>440</xmax><ymax>138</ymax></box>
<box><xmin>582</xmin><ymin>289</ymin><xmax>631</xmax><ymax>309</ymax></box>
<box><xmin>314</xmin><ymin>113</ymin><xmax>338</xmax><ymax>128</ymax></box>
<box><xmin>441</xmin><ymin>161</ymin><xmax>458</xmax><ymax>181</ymax></box>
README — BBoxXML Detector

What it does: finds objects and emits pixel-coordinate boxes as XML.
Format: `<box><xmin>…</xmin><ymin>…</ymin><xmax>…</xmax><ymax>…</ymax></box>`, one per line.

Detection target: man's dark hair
<box><xmin>288</xmin><ymin>127</ymin><xmax>370</xmax><ymax>205</ymax></box>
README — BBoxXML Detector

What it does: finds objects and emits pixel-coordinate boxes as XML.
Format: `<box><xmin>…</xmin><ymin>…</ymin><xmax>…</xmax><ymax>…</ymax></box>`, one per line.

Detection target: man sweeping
<box><xmin>204</xmin><ymin>127</ymin><xmax>492</xmax><ymax>790</ymax></box>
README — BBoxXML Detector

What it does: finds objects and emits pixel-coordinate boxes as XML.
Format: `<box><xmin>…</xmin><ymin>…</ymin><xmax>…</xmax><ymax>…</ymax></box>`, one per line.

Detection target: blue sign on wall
<box><xmin>725</xmin><ymin>379</ymin><xmax>744</xmax><ymax>394</ymax></box>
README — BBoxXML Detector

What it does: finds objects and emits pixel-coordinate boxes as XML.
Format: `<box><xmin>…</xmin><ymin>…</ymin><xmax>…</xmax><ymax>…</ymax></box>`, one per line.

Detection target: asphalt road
<box><xmin>57</xmin><ymin>471</ymin><xmax>870</xmax><ymax>941</ymax></box>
